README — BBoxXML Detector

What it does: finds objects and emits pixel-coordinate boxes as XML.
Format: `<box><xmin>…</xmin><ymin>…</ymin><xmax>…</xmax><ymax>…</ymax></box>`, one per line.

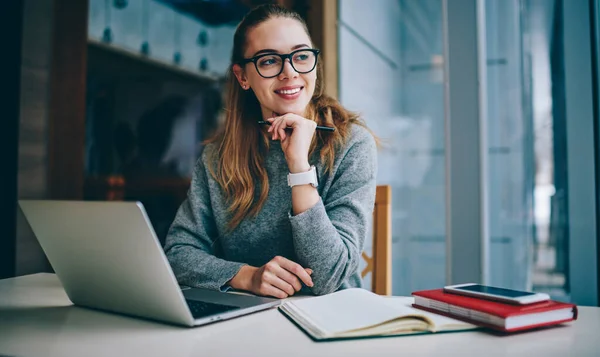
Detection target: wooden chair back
<box><xmin>361</xmin><ymin>185</ymin><xmax>392</xmax><ymax>295</ymax></box>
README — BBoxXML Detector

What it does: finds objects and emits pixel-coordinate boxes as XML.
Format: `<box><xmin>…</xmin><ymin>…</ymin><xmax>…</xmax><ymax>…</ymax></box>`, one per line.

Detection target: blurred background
<box><xmin>2</xmin><ymin>0</ymin><xmax>599</xmax><ymax>306</ymax></box>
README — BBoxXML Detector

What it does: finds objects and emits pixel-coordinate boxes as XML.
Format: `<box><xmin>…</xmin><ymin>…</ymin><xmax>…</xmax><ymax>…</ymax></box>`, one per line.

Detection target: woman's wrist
<box><xmin>288</xmin><ymin>160</ymin><xmax>311</xmax><ymax>174</ymax></box>
<box><xmin>229</xmin><ymin>265</ymin><xmax>257</xmax><ymax>291</ymax></box>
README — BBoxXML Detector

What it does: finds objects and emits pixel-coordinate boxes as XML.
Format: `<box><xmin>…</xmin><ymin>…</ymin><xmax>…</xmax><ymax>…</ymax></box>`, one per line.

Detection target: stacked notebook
<box><xmin>412</xmin><ymin>289</ymin><xmax>578</xmax><ymax>333</ymax></box>
<box><xmin>278</xmin><ymin>288</ymin><xmax>478</xmax><ymax>341</ymax></box>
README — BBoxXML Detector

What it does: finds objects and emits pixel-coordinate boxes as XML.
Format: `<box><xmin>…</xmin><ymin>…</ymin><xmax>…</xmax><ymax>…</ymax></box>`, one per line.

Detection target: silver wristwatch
<box><xmin>287</xmin><ymin>165</ymin><xmax>319</xmax><ymax>188</ymax></box>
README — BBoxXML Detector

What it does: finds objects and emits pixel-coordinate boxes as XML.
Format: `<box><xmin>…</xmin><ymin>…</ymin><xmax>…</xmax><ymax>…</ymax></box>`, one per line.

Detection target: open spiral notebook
<box><xmin>279</xmin><ymin>288</ymin><xmax>478</xmax><ymax>341</ymax></box>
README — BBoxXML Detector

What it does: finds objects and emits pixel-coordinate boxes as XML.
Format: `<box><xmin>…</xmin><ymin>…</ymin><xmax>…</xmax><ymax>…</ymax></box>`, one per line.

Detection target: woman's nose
<box><xmin>279</xmin><ymin>59</ymin><xmax>298</xmax><ymax>79</ymax></box>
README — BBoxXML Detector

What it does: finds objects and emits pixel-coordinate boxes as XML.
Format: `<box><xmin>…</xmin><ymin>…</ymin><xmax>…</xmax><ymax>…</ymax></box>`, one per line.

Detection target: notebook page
<box><xmin>380</xmin><ymin>297</ymin><xmax>477</xmax><ymax>332</ymax></box>
<box><xmin>338</xmin><ymin>318</ymin><xmax>430</xmax><ymax>337</ymax></box>
<box><xmin>286</xmin><ymin>288</ymin><xmax>404</xmax><ymax>334</ymax></box>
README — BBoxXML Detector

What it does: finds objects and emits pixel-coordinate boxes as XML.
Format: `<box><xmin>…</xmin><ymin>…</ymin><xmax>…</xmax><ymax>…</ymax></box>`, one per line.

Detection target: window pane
<box><xmin>485</xmin><ymin>0</ymin><xmax>569</xmax><ymax>301</ymax></box>
<box><xmin>339</xmin><ymin>0</ymin><xmax>446</xmax><ymax>295</ymax></box>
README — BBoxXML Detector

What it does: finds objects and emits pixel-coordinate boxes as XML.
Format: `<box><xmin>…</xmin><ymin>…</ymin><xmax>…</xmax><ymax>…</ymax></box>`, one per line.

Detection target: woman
<box><xmin>164</xmin><ymin>4</ymin><xmax>377</xmax><ymax>298</ymax></box>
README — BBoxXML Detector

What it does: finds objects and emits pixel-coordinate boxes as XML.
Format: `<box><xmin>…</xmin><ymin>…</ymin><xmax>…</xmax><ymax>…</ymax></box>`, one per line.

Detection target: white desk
<box><xmin>0</xmin><ymin>274</ymin><xmax>598</xmax><ymax>357</ymax></box>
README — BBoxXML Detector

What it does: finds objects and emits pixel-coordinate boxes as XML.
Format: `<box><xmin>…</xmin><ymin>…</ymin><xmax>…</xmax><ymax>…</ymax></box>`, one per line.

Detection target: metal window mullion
<box><xmin>443</xmin><ymin>0</ymin><xmax>490</xmax><ymax>285</ymax></box>
<box><xmin>563</xmin><ymin>0</ymin><xmax>599</xmax><ymax>306</ymax></box>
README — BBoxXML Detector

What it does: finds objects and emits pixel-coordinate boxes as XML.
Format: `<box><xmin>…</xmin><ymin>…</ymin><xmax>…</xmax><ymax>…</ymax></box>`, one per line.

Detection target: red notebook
<box><xmin>412</xmin><ymin>289</ymin><xmax>577</xmax><ymax>333</ymax></box>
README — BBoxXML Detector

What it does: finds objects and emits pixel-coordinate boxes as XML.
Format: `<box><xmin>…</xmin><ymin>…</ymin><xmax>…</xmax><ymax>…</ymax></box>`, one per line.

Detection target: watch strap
<box><xmin>287</xmin><ymin>165</ymin><xmax>318</xmax><ymax>187</ymax></box>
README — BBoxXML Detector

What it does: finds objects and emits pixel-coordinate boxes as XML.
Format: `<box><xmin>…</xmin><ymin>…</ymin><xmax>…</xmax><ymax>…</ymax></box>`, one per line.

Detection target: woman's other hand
<box><xmin>229</xmin><ymin>256</ymin><xmax>313</xmax><ymax>298</ymax></box>
<box><xmin>267</xmin><ymin>113</ymin><xmax>316</xmax><ymax>173</ymax></box>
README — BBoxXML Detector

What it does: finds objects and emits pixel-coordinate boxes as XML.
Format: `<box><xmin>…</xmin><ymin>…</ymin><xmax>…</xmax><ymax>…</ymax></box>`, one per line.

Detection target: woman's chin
<box><xmin>274</xmin><ymin>102</ymin><xmax>309</xmax><ymax>116</ymax></box>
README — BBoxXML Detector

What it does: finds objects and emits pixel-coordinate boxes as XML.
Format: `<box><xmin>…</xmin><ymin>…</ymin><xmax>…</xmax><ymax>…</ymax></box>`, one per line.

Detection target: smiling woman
<box><xmin>233</xmin><ymin>15</ymin><xmax>318</xmax><ymax>118</ymax></box>
<box><xmin>164</xmin><ymin>4</ymin><xmax>378</xmax><ymax>299</ymax></box>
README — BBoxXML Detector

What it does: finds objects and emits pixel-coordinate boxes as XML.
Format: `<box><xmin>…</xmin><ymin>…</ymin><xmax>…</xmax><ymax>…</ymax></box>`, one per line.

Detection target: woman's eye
<box><xmin>259</xmin><ymin>57</ymin><xmax>279</xmax><ymax>67</ymax></box>
<box><xmin>295</xmin><ymin>54</ymin><xmax>309</xmax><ymax>61</ymax></box>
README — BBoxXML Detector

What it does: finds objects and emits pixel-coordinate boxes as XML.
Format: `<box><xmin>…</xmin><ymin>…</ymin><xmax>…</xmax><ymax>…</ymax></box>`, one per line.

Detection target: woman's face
<box><xmin>234</xmin><ymin>17</ymin><xmax>317</xmax><ymax>119</ymax></box>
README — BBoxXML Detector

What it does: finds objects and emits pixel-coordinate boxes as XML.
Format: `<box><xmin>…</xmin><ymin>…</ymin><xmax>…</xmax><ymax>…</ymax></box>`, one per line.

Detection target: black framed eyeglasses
<box><xmin>240</xmin><ymin>48</ymin><xmax>320</xmax><ymax>78</ymax></box>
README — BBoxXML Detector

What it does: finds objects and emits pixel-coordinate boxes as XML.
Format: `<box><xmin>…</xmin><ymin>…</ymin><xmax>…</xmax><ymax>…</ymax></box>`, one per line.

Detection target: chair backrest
<box><xmin>361</xmin><ymin>185</ymin><xmax>392</xmax><ymax>295</ymax></box>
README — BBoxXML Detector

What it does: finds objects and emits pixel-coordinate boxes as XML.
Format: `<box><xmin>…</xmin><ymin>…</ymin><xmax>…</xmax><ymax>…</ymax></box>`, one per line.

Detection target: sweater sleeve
<box><xmin>164</xmin><ymin>152</ymin><xmax>245</xmax><ymax>291</ymax></box>
<box><xmin>289</xmin><ymin>129</ymin><xmax>377</xmax><ymax>295</ymax></box>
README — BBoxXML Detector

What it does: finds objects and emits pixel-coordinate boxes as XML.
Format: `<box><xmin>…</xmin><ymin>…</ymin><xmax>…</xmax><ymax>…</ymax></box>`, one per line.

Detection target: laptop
<box><xmin>18</xmin><ymin>200</ymin><xmax>281</xmax><ymax>327</ymax></box>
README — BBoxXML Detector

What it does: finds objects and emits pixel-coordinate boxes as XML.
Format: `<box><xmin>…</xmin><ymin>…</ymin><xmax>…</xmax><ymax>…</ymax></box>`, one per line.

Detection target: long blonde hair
<box><xmin>207</xmin><ymin>4</ymin><xmax>367</xmax><ymax>230</ymax></box>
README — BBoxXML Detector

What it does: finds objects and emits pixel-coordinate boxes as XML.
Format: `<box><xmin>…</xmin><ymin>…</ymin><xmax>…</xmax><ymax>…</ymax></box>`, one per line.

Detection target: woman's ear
<box><xmin>233</xmin><ymin>64</ymin><xmax>248</xmax><ymax>89</ymax></box>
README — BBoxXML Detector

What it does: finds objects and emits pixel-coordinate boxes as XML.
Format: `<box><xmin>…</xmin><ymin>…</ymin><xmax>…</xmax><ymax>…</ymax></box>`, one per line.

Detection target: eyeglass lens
<box><xmin>255</xmin><ymin>50</ymin><xmax>317</xmax><ymax>77</ymax></box>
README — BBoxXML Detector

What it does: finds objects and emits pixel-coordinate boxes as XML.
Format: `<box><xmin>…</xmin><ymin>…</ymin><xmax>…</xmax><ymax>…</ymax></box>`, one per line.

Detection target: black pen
<box><xmin>257</xmin><ymin>121</ymin><xmax>335</xmax><ymax>132</ymax></box>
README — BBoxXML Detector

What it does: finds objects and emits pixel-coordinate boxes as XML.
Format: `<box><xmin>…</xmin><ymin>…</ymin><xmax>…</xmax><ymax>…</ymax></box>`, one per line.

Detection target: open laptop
<box><xmin>18</xmin><ymin>200</ymin><xmax>280</xmax><ymax>327</ymax></box>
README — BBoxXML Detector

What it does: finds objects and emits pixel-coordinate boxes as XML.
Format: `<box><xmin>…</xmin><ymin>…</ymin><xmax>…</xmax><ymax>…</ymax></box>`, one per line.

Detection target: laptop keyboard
<box><xmin>185</xmin><ymin>299</ymin><xmax>240</xmax><ymax>319</ymax></box>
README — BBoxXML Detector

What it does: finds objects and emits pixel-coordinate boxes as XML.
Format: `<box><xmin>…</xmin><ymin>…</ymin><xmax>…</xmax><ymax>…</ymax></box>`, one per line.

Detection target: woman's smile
<box><xmin>274</xmin><ymin>85</ymin><xmax>304</xmax><ymax>100</ymax></box>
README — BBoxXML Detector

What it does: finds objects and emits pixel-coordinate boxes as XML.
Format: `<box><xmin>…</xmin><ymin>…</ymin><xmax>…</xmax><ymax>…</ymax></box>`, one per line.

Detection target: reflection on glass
<box><xmin>85</xmin><ymin>0</ymin><xmax>236</xmax><ymax>245</ymax></box>
<box><xmin>340</xmin><ymin>0</ymin><xmax>446</xmax><ymax>295</ymax></box>
<box><xmin>485</xmin><ymin>0</ymin><xmax>569</xmax><ymax>301</ymax></box>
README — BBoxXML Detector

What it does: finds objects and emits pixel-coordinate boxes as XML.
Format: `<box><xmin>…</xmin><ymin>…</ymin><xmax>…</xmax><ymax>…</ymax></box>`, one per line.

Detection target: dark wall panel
<box><xmin>0</xmin><ymin>1</ymin><xmax>24</xmax><ymax>279</ymax></box>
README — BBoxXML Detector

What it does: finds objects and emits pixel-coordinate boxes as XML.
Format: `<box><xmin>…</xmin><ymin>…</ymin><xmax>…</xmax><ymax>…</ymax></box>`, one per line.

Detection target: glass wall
<box><xmin>341</xmin><ymin>0</ymin><xmax>597</xmax><ymax>303</ymax></box>
<box><xmin>484</xmin><ymin>0</ymin><xmax>579</xmax><ymax>301</ymax></box>
<box><xmin>86</xmin><ymin>0</ymin><xmax>239</xmax><ymax>245</ymax></box>
<box><xmin>484</xmin><ymin>0</ymin><xmax>536</xmax><ymax>292</ymax></box>
<box><xmin>339</xmin><ymin>0</ymin><xmax>446</xmax><ymax>296</ymax></box>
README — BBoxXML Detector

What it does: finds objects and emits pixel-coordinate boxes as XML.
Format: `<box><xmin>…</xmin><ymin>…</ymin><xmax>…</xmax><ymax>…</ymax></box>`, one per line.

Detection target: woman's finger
<box><xmin>278</xmin><ymin>117</ymin><xmax>287</xmax><ymax>141</ymax></box>
<box><xmin>267</xmin><ymin>118</ymin><xmax>274</xmax><ymax>133</ymax></box>
<box><xmin>274</xmin><ymin>256</ymin><xmax>314</xmax><ymax>287</ymax></box>
<box><xmin>263</xmin><ymin>271</ymin><xmax>296</xmax><ymax>296</ymax></box>
<box><xmin>268</xmin><ymin>117</ymin><xmax>279</xmax><ymax>140</ymax></box>
<box><xmin>272</xmin><ymin>117</ymin><xmax>282</xmax><ymax>140</ymax></box>
<box><xmin>268</xmin><ymin>114</ymin><xmax>311</xmax><ymax>142</ymax></box>
<box><xmin>274</xmin><ymin>116</ymin><xmax>286</xmax><ymax>139</ymax></box>
<box><xmin>266</xmin><ymin>117</ymin><xmax>278</xmax><ymax>138</ymax></box>
<box><xmin>274</xmin><ymin>265</ymin><xmax>303</xmax><ymax>291</ymax></box>
<box><xmin>261</xmin><ymin>283</ymin><xmax>289</xmax><ymax>299</ymax></box>
<box><xmin>277</xmin><ymin>116</ymin><xmax>289</xmax><ymax>140</ymax></box>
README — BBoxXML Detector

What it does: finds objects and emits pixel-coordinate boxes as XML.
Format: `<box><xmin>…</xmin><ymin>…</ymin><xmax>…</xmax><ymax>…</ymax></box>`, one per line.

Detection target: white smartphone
<box><xmin>443</xmin><ymin>283</ymin><xmax>550</xmax><ymax>305</ymax></box>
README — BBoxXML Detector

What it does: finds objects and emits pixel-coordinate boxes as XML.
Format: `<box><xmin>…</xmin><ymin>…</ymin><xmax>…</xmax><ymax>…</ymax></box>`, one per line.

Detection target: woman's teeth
<box><xmin>276</xmin><ymin>88</ymin><xmax>301</xmax><ymax>95</ymax></box>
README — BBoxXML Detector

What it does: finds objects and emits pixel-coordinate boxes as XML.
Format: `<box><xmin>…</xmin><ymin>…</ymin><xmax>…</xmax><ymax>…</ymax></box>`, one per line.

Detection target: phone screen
<box><xmin>454</xmin><ymin>284</ymin><xmax>536</xmax><ymax>298</ymax></box>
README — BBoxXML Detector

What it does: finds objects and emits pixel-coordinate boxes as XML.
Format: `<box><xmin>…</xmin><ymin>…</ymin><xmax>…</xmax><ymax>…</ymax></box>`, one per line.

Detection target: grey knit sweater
<box><xmin>164</xmin><ymin>124</ymin><xmax>377</xmax><ymax>296</ymax></box>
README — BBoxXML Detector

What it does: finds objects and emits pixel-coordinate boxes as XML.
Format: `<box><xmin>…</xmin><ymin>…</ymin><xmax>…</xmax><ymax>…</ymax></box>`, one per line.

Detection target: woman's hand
<box><xmin>230</xmin><ymin>256</ymin><xmax>313</xmax><ymax>298</ymax></box>
<box><xmin>267</xmin><ymin>113</ymin><xmax>317</xmax><ymax>173</ymax></box>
